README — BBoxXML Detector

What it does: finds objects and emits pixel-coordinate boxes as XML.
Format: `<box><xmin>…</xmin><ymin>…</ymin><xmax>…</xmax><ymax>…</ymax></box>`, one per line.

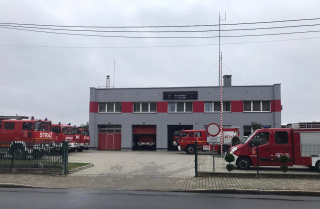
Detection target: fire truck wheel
<box><xmin>77</xmin><ymin>148</ymin><xmax>84</xmax><ymax>152</ymax></box>
<box><xmin>32</xmin><ymin>150</ymin><xmax>44</xmax><ymax>159</ymax></box>
<box><xmin>237</xmin><ymin>157</ymin><xmax>251</xmax><ymax>170</ymax></box>
<box><xmin>13</xmin><ymin>147</ymin><xmax>26</xmax><ymax>160</ymax></box>
<box><xmin>186</xmin><ymin>145</ymin><xmax>195</xmax><ymax>154</ymax></box>
<box><xmin>315</xmin><ymin>160</ymin><xmax>320</xmax><ymax>172</ymax></box>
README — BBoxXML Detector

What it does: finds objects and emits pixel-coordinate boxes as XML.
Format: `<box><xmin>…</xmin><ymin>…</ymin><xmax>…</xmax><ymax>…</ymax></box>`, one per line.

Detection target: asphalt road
<box><xmin>1</xmin><ymin>188</ymin><xmax>320</xmax><ymax>209</ymax></box>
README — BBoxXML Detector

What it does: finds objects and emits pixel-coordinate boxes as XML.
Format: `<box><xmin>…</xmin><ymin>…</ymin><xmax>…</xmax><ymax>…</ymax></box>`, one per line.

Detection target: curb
<box><xmin>179</xmin><ymin>189</ymin><xmax>320</xmax><ymax>196</ymax></box>
<box><xmin>198</xmin><ymin>172</ymin><xmax>320</xmax><ymax>179</ymax></box>
<box><xmin>68</xmin><ymin>163</ymin><xmax>94</xmax><ymax>174</ymax></box>
<box><xmin>0</xmin><ymin>183</ymin><xmax>36</xmax><ymax>188</ymax></box>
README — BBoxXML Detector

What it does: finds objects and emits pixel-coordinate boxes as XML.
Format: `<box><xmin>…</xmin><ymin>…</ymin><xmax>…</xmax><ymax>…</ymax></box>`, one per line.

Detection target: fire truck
<box><xmin>0</xmin><ymin>116</ymin><xmax>54</xmax><ymax>159</ymax></box>
<box><xmin>137</xmin><ymin>135</ymin><xmax>155</xmax><ymax>147</ymax></box>
<box><xmin>79</xmin><ymin>128</ymin><xmax>90</xmax><ymax>150</ymax></box>
<box><xmin>52</xmin><ymin>123</ymin><xmax>78</xmax><ymax>152</ymax></box>
<box><xmin>71</xmin><ymin>127</ymin><xmax>90</xmax><ymax>152</ymax></box>
<box><xmin>229</xmin><ymin>123</ymin><xmax>320</xmax><ymax>171</ymax></box>
<box><xmin>178</xmin><ymin>126</ymin><xmax>240</xmax><ymax>154</ymax></box>
<box><xmin>172</xmin><ymin>130</ymin><xmax>180</xmax><ymax>146</ymax></box>
<box><xmin>71</xmin><ymin>126</ymin><xmax>82</xmax><ymax>152</ymax></box>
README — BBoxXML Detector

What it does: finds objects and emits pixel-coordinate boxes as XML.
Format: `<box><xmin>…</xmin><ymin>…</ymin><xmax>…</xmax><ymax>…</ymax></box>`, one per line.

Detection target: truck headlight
<box><xmin>230</xmin><ymin>147</ymin><xmax>237</xmax><ymax>154</ymax></box>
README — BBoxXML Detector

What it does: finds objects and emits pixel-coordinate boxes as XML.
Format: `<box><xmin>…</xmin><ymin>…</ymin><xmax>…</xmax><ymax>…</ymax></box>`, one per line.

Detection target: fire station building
<box><xmin>89</xmin><ymin>75</ymin><xmax>281</xmax><ymax>151</ymax></box>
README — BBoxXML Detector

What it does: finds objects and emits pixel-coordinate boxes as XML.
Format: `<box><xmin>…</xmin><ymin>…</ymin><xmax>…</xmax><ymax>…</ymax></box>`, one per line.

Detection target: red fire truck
<box><xmin>52</xmin><ymin>123</ymin><xmax>78</xmax><ymax>152</ymax></box>
<box><xmin>229</xmin><ymin>123</ymin><xmax>320</xmax><ymax>171</ymax></box>
<box><xmin>79</xmin><ymin>128</ymin><xmax>90</xmax><ymax>150</ymax></box>
<box><xmin>71</xmin><ymin>126</ymin><xmax>82</xmax><ymax>152</ymax></box>
<box><xmin>178</xmin><ymin>127</ymin><xmax>240</xmax><ymax>154</ymax></box>
<box><xmin>0</xmin><ymin>117</ymin><xmax>54</xmax><ymax>159</ymax></box>
<box><xmin>71</xmin><ymin>127</ymin><xmax>90</xmax><ymax>152</ymax></box>
<box><xmin>138</xmin><ymin>135</ymin><xmax>155</xmax><ymax>147</ymax></box>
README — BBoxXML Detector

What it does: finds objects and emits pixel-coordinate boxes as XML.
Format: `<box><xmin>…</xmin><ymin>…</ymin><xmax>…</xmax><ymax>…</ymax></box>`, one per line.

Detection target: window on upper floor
<box><xmin>98</xmin><ymin>102</ymin><xmax>122</xmax><ymax>113</ymax></box>
<box><xmin>133</xmin><ymin>102</ymin><xmax>157</xmax><ymax>113</ymax></box>
<box><xmin>204</xmin><ymin>102</ymin><xmax>231</xmax><ymax>112</ymax></box>
<box><xmin>168</xmin><ymin>102</ymin><xmax>192</xmax><ymax>113</ymax></box>
<box><xmin>243</xmin><ymin>101</ymin><xmax>270</xmax><ymax>112</ymax></box>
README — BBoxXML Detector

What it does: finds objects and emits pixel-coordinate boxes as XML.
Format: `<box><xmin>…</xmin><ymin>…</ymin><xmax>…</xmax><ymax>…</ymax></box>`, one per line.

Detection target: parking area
<box><xmin>68</xmin><ymin>150</ymin><xmax>196</xmax><ymax>177</ymax></box>
<box><xmin>68</xmin><ymin>150</ymin><xmax>319</xmax><ymax>177</ymax></box>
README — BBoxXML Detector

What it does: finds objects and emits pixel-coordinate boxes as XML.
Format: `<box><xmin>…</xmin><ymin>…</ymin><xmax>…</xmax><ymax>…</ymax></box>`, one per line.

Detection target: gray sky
<box><xmin>1</xmin><ymin>0</ymin><xmax>320</xmax><ymax>126</ymax></box>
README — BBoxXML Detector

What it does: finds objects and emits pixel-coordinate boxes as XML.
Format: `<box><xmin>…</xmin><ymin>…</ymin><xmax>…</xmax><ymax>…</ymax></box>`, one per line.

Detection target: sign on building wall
<box><xmin>163</xmin><ymin>91</ymin><xmax>198</xmax><ymax>100</ymax></box>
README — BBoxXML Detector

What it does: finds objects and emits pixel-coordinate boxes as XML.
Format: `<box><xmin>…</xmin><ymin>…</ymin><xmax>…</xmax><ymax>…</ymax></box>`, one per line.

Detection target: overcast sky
<box><xmin>1</xmin><ymin>0</ymin><xmax>320</xmax><ymax>126</ymax></box>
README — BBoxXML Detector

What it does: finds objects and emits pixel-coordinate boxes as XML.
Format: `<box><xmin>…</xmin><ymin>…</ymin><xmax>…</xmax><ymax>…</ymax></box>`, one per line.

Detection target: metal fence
<box><xmin>0</xmin><ymin>140</ymin><xmax>68</xmax><ymax>175</ymax></box>
<box><xmin>194</xmin><ymin>142</ymin><xmax>227</xmax><ymax>176</ymax></box>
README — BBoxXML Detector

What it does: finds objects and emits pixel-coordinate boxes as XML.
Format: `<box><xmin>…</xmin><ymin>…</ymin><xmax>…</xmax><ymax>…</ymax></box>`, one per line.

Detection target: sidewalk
<box><xmin>0</xmin><ymin>150</ymin><xmax>319</xmax><ymax>195</ymax></box>
<box><xmin>1</xmin><ymin>173</ymin><xmax>320</xmax><ymax>196</ymax></box>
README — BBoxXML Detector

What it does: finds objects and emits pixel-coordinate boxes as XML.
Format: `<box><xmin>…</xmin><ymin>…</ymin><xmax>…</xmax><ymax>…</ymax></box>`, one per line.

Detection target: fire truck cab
<box><xmin>0</xmin><ymin>117</ymin><xmax>54</xmax><ymax>159</ymax></box>
<box><xmin>52</xmin><ymin>123</ymin><xmax>78</xmax><ymax>152</ymax></box>
<box><xmin>178</xmin><ymin>127</ymin><xmax>240</xmax><ymax>154</ymax></box>
<box><xmin>79</xmin><ymin>128</ymin><xmax>90</xmax><ymax>150</ymax></box>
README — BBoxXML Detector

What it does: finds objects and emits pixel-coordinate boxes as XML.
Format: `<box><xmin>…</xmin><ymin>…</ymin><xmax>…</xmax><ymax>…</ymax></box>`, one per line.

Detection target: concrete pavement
<box><xmin>0</xmin><ymin>150</ymin><xmax>319</xmax><ymax>195</ymax></box>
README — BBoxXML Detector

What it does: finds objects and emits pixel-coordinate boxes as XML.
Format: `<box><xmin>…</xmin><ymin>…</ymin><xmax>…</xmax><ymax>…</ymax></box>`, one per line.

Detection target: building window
<box><xmin>98</xmin><ymin>102</ymin><xmax>122</xmax><ymax>113</ymax></box>
<box><xmin>243</xmin><ymin>101</ymin><xmax>270</xmax><ymax>112</ymax></box>
<box><xmin>243</xmin><ymin>125</ymin><xmax>271</xmax><ymax>137</ymax></box>
<box><xmin>133</xmin><ymin>102</ymin><xmax>157</xmax><ymax>113</ymax></box>
<box><xmin>168</xmin><ymin>102</ymin><xmax>193</xmax><ymax>113</ymax></box>
<box><xmin>243</xmin><ymin>126</ymin><xmax>252</xmax><ymax>137</ymax></box>
<box><xmin>204</xmin><ymin>102</ymin><xmax>231</xmax><ymax>112</ymax></box>
<box><xmin>98</xmin><ymin>125</ymin><xmax>122</xmax><ymax>133</ymax></box>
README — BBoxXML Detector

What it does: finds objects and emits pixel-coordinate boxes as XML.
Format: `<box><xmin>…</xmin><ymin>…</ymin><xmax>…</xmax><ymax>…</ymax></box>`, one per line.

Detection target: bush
<box><xmin>280</xmin><ymin>165</ymin><xmax>289</xmax><ymax>174</ymax></box>
<box><xmin>279</xmin><ymin>155</ymin><xmax>290</xmax><ymax>174</ymax></box>
<box><xmin>226</xmin><ymin>164</ymin><xmax>235</xmax><ymax>172</ymax></box>
<box><xmin>225</xmin><ymin>153</ymin><xmax>235</xmax><ymax>172</ymax></box>
<box><xmin>225</xmin><ymin>153</ymin><xmax>235</xmax><ymax>163</ymax></box>
<box><xmin>279</xmin><ymin>155</ymin><xmax>290</xmax><ymax>164</ymax></box>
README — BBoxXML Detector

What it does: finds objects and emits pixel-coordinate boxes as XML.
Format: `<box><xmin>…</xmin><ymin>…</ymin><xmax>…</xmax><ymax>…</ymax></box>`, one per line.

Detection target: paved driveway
<box><xmin>68</xmin><ymin>150</ymin><xmax>197</xmax><ymax>177</ymax></box>
<box><xmin>68</xmin><ymin>149</ymin><xmax>317</xmax><ymax>177</ymax></box>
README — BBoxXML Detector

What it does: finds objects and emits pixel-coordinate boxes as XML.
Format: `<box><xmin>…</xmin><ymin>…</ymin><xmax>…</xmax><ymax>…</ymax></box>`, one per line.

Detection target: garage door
<box><xmin>98</xmin><ymin>125</ymin><xmax>121</xmax><ymax>150</ymax></box>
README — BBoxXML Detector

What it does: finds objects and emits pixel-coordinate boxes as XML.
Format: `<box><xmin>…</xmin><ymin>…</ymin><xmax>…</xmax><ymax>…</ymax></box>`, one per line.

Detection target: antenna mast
<box><xmin>219</xmin><ymin>12</ymin><xmax>226</xmax><ymax>156</ymax></box>
<box><xmin>218</xmin><ymin>12</ymin><xmax>226</xmax><ymax>86</ymax></box>
<box><xmin>113</xmin><ymin>60</ymin><xmax>116</xmax><ymax>88</ymax></box>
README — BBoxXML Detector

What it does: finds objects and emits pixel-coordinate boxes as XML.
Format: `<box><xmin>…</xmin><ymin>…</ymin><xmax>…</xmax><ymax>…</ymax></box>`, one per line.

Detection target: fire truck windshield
<box><xmin>81</xmin><ymin>130</ymin><xmax>89</xmax><ymax>135</ymax></box>
<box><xmin>243</xmin><ymin>131</ymin><xmax>256</xmax><ymax>144</ymax></box>
<box><xmin>62</xmin><ymin>127</ymin><xmax>73</xmax><ymax>135</ymax></box>
<box><xmin>72</xmin><ymin>128</ymin><xmax>81</xmax><ymax>134</ymax></box>
<box><xmin>34</xmin><ymin>122</ymin><xmax>51</xmax><ymax>131</ymax></box>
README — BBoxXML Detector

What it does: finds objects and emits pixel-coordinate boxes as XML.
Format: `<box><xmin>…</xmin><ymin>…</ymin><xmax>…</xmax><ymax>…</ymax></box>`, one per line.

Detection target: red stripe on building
<box><xmin>157</xmin><ymin>102</ymin><xmax>168</xmax><ymax>113</ymax></box>
<box><xmin>122</xmin><ymin>102</ymin><xmax>133</xmax><ymax>113</ymax></box>
<box><xmin>193</xmin><ymin>101</ymin><xmax>204</xmax><ymax>112</ymax></box>
<box><xmin>89</xmin><ymin>102</ymin><xmax>98</xmax><ymax>113</ymax></box>
<box><xmin>271</xmin><ymin>100</ymin><xmax>281</xmax><ymax>112</ymax></box>
<box><xmin>231</xmin><ymin>101</ymin><xmax>243</xmax><ymax>112</ymax></box>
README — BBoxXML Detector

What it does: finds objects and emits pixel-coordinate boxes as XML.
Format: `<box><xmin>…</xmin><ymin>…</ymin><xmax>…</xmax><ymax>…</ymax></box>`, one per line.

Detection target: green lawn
<box><xmin>68</xmin><ymin>162</ymin><xmax>91</xmax><ymax>170</ymax></box>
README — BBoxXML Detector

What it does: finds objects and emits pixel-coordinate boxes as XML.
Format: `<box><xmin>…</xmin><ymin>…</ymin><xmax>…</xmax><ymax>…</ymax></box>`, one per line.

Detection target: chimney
<box><xmin>106</xmin><ymin>75</ymin><xmax>110</xmax><ymax>88</ymax></box>
<box><xmin>223</xmin><ymin>75</ymin><xmax>232</xmax><ymax>87</ymax></box>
